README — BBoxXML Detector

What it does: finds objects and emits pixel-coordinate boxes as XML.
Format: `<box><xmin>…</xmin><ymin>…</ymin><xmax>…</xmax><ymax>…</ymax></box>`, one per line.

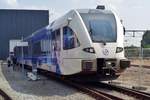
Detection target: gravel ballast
<box><xmin>0</xmin><ymin>62</ymin><xmax>94</xmax><ymax>100</ymax></box>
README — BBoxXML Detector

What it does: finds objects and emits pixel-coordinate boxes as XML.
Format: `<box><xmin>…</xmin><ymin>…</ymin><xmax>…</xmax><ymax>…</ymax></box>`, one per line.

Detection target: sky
<box><xmin>0</xmin><ymin>0</ymin><xmax>149</xmax><ymax>46</ymax></box>
<box><xmin>0</xmin><ymin>0</ymin><xmax>150</xmax><ymax>30</ymax></box>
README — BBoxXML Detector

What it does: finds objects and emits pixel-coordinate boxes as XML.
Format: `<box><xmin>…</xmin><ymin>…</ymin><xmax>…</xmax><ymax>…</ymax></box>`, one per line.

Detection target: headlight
<box><xmin>83</xmin><ymin>47</ymin><xmax>95</xmax><ymax>53</ymax></box>
<box><xmin>116</xmin><ymin>47</ymin><xmax>123</xmax><ymax>53</ymax></box>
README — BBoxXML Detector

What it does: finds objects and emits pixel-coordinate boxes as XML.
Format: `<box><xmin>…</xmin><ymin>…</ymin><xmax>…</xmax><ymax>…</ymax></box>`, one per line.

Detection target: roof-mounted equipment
<box><xmin>96</xmin><ymin>5</ymin><xmax>105</xmax><ymax>10</ymax></box>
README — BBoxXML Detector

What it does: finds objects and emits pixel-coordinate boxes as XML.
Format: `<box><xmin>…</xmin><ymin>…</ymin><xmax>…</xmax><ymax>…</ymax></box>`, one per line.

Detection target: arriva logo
<box><xmin>102</xmin><ymin>49</ymin><xmax>109</xmax><ymax>56</ymax></box>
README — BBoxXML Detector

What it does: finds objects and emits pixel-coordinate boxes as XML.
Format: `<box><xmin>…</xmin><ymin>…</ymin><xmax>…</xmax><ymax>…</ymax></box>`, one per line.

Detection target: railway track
<box><xmin>63</xmin><ymin>80</ymin><xmax>150</xmax><ymax>100</ymax></box>
<box><xmin>23</xmin><ymin>65</ymin><xmax>150</xmax><ymax>100</ymax></box>
<box><xmin>132</xmin><ymin>64</ymin><xmax>150</xmax><ymax>69</ymax></box>
<box><xmin>37</xmin><ymin>68</ymin><xmax>150</xmax><ymax>100</ymax></box>
<box><xmin>0</xmin><ymin>89</ymin><xmax>11</xmax><ymax>100</ymax></box>
<box><xmin>35</xmin><ymin>69</ymin><xmax>122</xmax><ymax>100</ymax></box>
<box><xmin>62</xmin><ymin>80</ymin><xmax>123</xmax><ymax>100</ymax></box>
<box><xmin>86</xmin><ymin>82</ymin><xmax>150</xmax><ymax>100</ymax></box>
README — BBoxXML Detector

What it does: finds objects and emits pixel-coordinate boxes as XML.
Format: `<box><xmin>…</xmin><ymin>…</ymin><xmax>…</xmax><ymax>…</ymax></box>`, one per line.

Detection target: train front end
<box><xmin>78</xmin><ymin>9</ymin><xmax>130</xmax><ymax>79</ymax></box>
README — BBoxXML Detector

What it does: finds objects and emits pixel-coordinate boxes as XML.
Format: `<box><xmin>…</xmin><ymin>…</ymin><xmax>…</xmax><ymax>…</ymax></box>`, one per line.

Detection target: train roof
<box><xmin>48</xmin><ymin>8</ymin><xmax>113</xmax><ymax>28</ymax></box>
<box><xmin>23</xmin><ymin>8</ymin><xmax>113</xmax><ymax>43</ymax></box>
<box><xmin>23</xmin><ymin>26</ymin><xmax>49</xmax><ymax>42</ymax></box>
<box><xmin>76</xmin><ymin>9</ymin><xmax>112</xmax><ymax>14</ymax></box>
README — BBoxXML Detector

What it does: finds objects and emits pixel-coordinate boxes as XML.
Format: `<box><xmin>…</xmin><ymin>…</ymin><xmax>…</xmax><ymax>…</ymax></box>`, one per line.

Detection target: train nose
<box><xmin>97</xmin><ymin>58</ymin><xmax>117</xmax><ymax>75</ymax></box>
<box><xmin>93</xmin><ymin>43</ymin><xmax>117</xmax><ymax>58</ymax></box>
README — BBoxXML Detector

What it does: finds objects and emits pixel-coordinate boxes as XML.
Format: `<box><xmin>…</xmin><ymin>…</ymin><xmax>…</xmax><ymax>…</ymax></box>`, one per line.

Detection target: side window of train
<box><xmin>55</xmin><ymin>29</ymin><xmax>61</xmax><ymax>51</ymax></box>
<box><xmin>63</xmin><ymin>26</ymin><xmax>80</xmax><ymax>50</ymax></box>
<box><xmin>33</xmin><ymin>41</ymin><xmax>41</xmax><ymax>56</ymax></box>
<box><xmin>52</xmin><ymin>29</ymin><xmax>61</xmax><ymax>51</ymax></box>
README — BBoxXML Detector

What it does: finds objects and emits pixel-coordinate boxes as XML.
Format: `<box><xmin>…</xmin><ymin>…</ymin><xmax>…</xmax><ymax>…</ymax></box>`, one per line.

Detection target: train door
<box><xmin>51</xmin><ymin>29</ymin><xmax>62</xmax><ymax>74</ymax></box>
<box><xmin>62</xmin><ymin>26</ymin><xmax>81</xmax><ymax>75</ymax></box>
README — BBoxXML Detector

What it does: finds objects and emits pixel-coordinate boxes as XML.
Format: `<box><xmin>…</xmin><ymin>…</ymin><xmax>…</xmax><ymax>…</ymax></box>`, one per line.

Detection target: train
<box><xmin>14</xmin><ymin>7</ymin><xmax>130</xmax><ymax>81</ymax></box>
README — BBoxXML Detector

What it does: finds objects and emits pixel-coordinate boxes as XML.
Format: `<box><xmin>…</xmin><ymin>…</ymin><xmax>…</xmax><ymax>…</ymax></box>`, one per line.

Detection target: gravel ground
<box><xmin>0</xmin><ymin>63</ymin><xmax>94</xmax><ymax>100</ymax></box>
<box><xmin>112</xmin><ymin>66</ymin><xmax>150</xmax><ymax>93</ymax></box>
<box><xmin>130</xmin><ymin>59</ymin><xmax>150</xmax><ymax>66</ymax></box>
<box><xmin>1</xmin><ymin>60</ymin><xmax>150</xmax><ymax>100</ymax></box>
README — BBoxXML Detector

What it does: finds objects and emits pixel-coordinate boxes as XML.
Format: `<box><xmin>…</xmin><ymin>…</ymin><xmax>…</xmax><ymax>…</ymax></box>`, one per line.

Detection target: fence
<box><xmin>124</xmin><ymin>48</ymin><xmax>150</xmax><ymax>59</ymax></box>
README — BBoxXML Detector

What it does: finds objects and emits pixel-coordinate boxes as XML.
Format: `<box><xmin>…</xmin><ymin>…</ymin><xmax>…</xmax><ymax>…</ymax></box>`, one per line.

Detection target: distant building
<box><xmin>0</xmin><ymin>9</ymin><xmax>49</xmax><ymax>59</ymax></box>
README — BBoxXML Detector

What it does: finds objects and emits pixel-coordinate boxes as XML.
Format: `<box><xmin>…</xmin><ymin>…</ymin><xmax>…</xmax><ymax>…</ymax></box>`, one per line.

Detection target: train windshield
<box><xmin>80</xmin><ymin>11</ymin><xmax>117</xmax><ymax>42</ymax></box>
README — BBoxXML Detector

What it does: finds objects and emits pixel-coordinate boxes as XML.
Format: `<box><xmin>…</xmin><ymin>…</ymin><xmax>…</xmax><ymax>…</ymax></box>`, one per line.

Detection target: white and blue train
<box><xmin>14</xmin><ymin>8</ymin><xmax>130</xmax><ymax>80</ymax></box>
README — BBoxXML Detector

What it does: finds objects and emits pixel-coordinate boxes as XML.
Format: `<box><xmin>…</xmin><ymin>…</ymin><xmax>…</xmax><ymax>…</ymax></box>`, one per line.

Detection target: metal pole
<box><xmin>138</xmin><ymin>47</ymin><xmax>142</xmax><ymax>88</ymax></box>
<box><xmin>21</xmin><ymin>36</ymin><xmax>25</xmax><ymax>77</ymax></box>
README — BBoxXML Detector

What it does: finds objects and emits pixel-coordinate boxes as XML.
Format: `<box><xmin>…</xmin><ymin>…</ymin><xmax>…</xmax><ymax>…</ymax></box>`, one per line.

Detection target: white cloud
<box><xmin>70</xmin><ymin>0</ymin><xmax>81</xmax><ymax>4</ymax></box>
<box><xmin>19</xmin><ymin>5</ymin><xmax>48</xmax><ymax>10</ymax></box>
<box><xmin>5</xmin><ymin>0</ymin><xmax>18</xmax><ymax>7</ymax></box>
<box><xmin>96</xmin><ymin>0</ymin><xmax>124</xmax><ymax>6</ymax></box>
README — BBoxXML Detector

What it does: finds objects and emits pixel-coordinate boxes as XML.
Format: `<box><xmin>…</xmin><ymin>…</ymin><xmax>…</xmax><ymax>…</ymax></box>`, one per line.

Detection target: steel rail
<box><xmin>63</xmin><ymin>80</ymin><xmax>123</xmax><ymax>100</ymax></box>
<box><xmin>0</xmin><ymin>89</ymin><xmax>12</xmax><ymax>100</ymax></box>
<box><xmin>92</xmin><ymin>82</ymin><xmax>150</xmax><ymax>100</ymax></box>
<box><xmin>131</xmin><ymin>64</ymin><xmax>150</xmax><ymax>69</ymax></box>
<box><xmin>19</xmin><ymin>65</ymin><xmax>150</xmax><ymax>100</ymax></box>
<box><xmin>37</xmin><ymin>68</ymin><xmax>124</xmax><ymax>100</ymax></box>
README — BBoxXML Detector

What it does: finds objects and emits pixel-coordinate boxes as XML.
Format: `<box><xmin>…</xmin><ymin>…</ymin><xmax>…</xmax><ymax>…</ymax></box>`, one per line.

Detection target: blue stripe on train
<box><xmin>16</xmin><ymin>56</ymin><xmax>61</xmax><ymax>74</ymax></box>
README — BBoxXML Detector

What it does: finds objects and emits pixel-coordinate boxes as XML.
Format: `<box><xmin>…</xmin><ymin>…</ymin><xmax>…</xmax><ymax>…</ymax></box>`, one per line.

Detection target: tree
<box><xmin>141</xmin><ymin>30</ymin><xmax>150</xmax><ymax>48</ymax></box>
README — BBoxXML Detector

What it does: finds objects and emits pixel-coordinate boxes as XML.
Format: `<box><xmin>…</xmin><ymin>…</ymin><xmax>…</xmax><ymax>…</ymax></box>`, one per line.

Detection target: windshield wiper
<box><xmin>101</xmin><ymin>40</ymin><xmax>106</xmax><ymax>45</ymax></box>
<box><xmin>94</xmin><ymin>40</ymin><xmax>106</xmax><ymax>45</ymax></box>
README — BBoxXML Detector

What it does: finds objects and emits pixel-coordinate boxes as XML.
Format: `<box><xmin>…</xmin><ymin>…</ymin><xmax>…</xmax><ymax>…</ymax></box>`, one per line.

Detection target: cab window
<box><xmin>63</xmin><ymin>26</ymin><xmax>80</xmax><ymax>50</ymax></box>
